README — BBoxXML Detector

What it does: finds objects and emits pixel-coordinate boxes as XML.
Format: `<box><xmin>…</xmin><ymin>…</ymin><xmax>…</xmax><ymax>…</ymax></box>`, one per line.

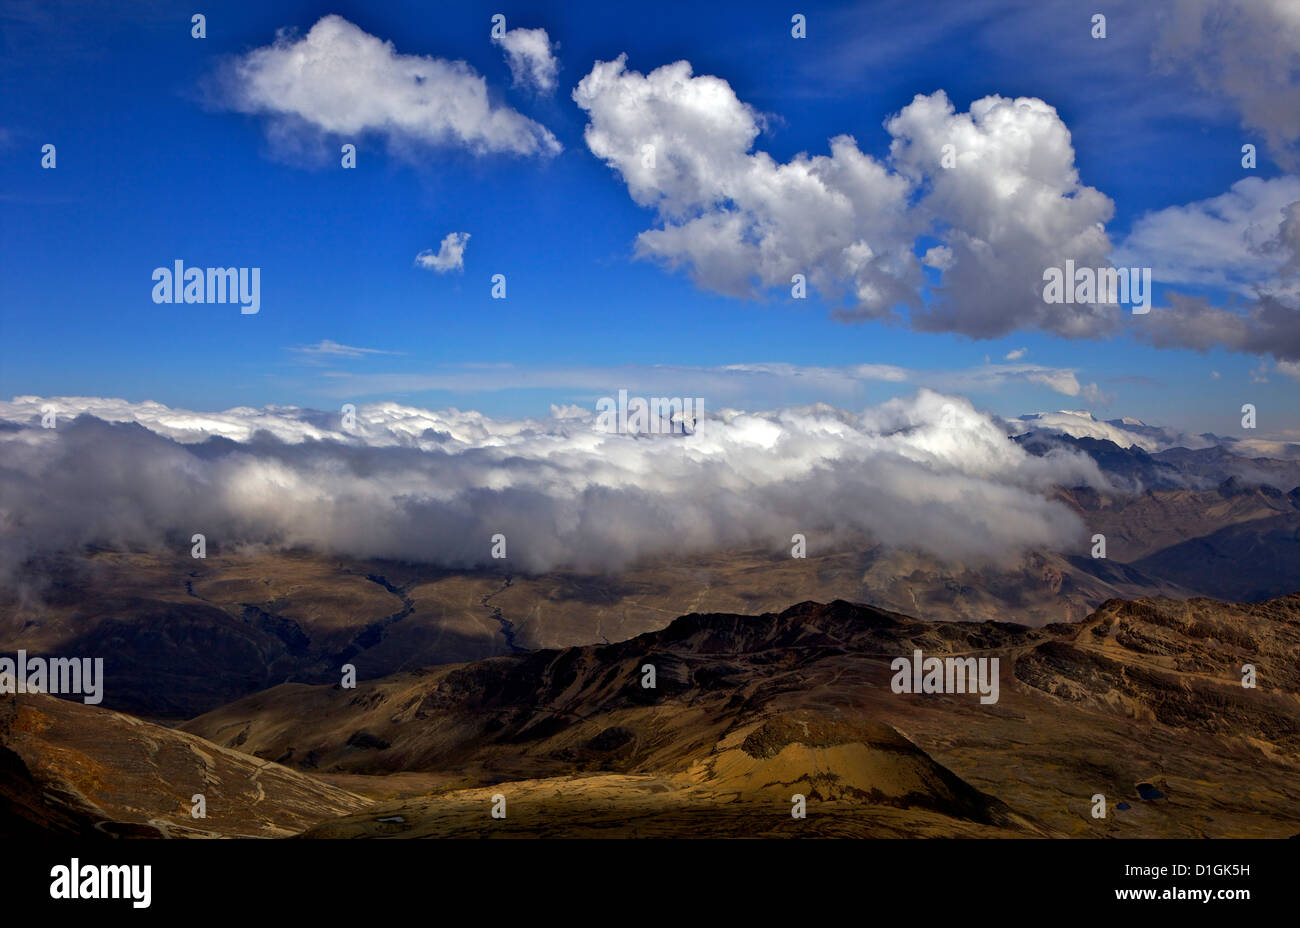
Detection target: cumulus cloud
<box><xmin>1152</xmin><ymin>0</ymin><xmax>1300</xmax><ymax>167</ymax></box>
<box><xmin>574</xmin><ymin>59</ymin><xmax>1117</xmax><ymax>339</ymax></box>
<box><xmin>415</xmin><ymin>232</ymin><xmax>470</xmax><ymax>273</ymax></box>
<box><xmin>574</xmin><ymin>54</ymin><xmax>1300</xmax><ymax>360</ymax></box>
<box><xmin>0</xmin><ymin>393</ymin><xmax>1106</xmax><ymax>580</ymax></box>
<box><xmin>1004</xmin><ymin>348</ymin><xmax>1028</xmax><ymax>361</ymax></box>
<box><xmin>214</xmin><ymin>14</ymin><xmax>559</xmax><ymax>159</ymax></box>
<box><xmin>885</xmin><ymin>91</ymin><xmax>1116</xmax><ymax>338</ymax></box>
<box><xmin>573</xmin><ymin>56</ymin><xmax>921</xmax><ymax>314</ymax></box>
<box><xmin>1112</xmin><ymin>176</ymin><xmax>1300</xmax><ymax>360</ymax></box>
<box><xmin>493</xmin><ymin>26</ymin><xmax>558</xmax><ymax>93</ymax></box>
<box><xmin>1268</xmin><ymin>200</ymin><xmax>1300</xmax><ymax>277</ymax></box>
<box><xmin>1118</xmin><ymin>176</ymin><xmax>1300</xmax><ymax>299</ymax></box>
<box><xmin>1137</xmin><ymin>292</ymin><xmax>1300</xmax><ymax>361</ymax></box>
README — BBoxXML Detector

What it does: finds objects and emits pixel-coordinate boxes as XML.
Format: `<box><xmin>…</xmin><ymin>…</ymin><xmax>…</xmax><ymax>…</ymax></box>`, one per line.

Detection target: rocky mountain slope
<box><xmin>172</xmin><ymin>593</ymin><xmax>1300</xmax><ymax>838</ymax></box>
<box><xmin>0</xmin><ymin>689</ymin><xmax>367</xmax><ymax>837</ymax></box>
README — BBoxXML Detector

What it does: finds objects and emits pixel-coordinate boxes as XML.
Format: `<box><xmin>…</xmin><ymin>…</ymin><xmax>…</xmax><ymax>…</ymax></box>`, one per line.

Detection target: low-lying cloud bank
<box><xmin>0</xmin><ymin>392</ymin><xmax>1108</xmax><ymax>578</ymax></box>
<box><xmin>1003</xmin><ymin>410</ymin><xmax>1213</xmax><ymax>454</ymax></box>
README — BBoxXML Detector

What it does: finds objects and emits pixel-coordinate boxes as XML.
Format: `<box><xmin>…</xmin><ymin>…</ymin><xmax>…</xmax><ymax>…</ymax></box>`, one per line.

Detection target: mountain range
<box><xmin>4</xmin><ymin>592</ymin><xmax>1296</xmax><ymax>838</ymax></box>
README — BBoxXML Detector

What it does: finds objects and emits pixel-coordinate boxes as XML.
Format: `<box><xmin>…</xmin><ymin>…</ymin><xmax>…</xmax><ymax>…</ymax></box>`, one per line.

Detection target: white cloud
<box><xmin>1004</xmin><ymin>347</ymin><xmax>1027</xmax><ymax>361</ymax></box>
<box><xmin>574</xmin><ymin>59</ymin><xmax>1117</xmax><ymax>339</ymax></box>
<box><xmin>886</xmin><ymin>91</ymin><xmax>1116</xmax><ymax>338</ymax></box>
<box><xmin>290</xmin><ymin>340</ymin><xmax>400</xmax><ymax>359</ymax></box>
<box><xmin>1118</xmin><ymin>176</ymin><xmax>1300</xmax><ymax>300</ymax></box>
<box><xmin>573</xmin><ymin>56</ymin><xmax>921</xmax><ymax>315</ymax></box>
<box><xmin>938</xmin><ymin>364</ymin><xmax>1108</xmax><ymax>405</ymax></box>
<box><xmin>1119</xmin><ymin>178</ymin><xmax>1300</xmax><ymax>358</ymax></box>
<box><xmin>0</xmin><ymin>392</ymin><xmax>1106</xmax><ymax>578</ymax></box>
<box><xmin>1005</xmin><ymin>410</ymin><xmax>1209</xmax><ymax>453</ymax></box>
<box><xmin>572</xmin><ymin>54</ymin><xmax>1299</xmax><ymax>359</ymax></box>
<box><xmin>217</xmin><ymin>15</ymin><xmax>559</xmax><ymax>159</ymax></box>
<box><xmin>922</xmin><ymin>245</ymin><xmax>953</xmax><ymax>270</ymax></box>
<box><xmin>1278</xmin><ymin>359</ymin><xmax>1300</xmax><ymax>381</ymax></box>
<box><xmin>291</xmin><ymin>359</ymin><xmax>1101</xmax><ymax>408</ymax></box>
<box><xmin>493</xmin><ymin>26</ymin><xmax>558</xmax><ymax>93</ymax></box>
<box><xmin>415</xmin><ymin>232</ymin><xmax>470</xmax><ymax>273</ymax></box>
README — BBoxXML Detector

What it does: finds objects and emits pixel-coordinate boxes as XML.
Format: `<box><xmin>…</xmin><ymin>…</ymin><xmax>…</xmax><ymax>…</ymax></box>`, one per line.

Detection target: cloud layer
<box><xmin>300</xmin><ymin>358</ymin><xmax>1105</xmax><ymax>411</ymax></box>
<box><xmin>0</xmin><ymin>393</ymin><xmax>1105</xmax><ymax>579</ymax></box>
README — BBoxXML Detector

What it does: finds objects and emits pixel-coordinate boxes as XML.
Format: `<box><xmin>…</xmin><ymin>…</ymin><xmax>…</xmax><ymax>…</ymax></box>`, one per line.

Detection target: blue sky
<box><xmin>1</xmin><ymin>0</ymin><xmax>1296</xmax><ymax>435</ymax></box>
